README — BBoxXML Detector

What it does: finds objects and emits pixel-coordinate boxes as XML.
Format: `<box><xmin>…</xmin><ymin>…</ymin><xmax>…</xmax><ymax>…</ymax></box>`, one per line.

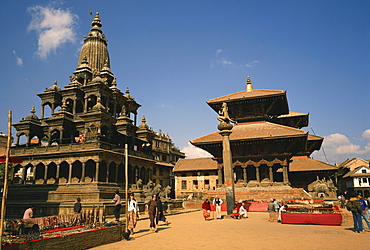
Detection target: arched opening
<box><xmin>85</xmin><ymin>160</ymin><xmax>96</xmax><ymax>182</ymax></box>
<box><xmin>47</xmin><ymin>162</ymin><xmax>57</xmax><ymax>180</ymax></box>
<box><xmin>65</xmin><ymin>98</ymin><xmax>74</xmax><ymax>113</ymax></box>
<box><xmin>273</xmin><ymin>164</ymin><xmax>283</xmax><ymax>182</ymax></box>
<box><xmin>17</xmin><ymin>133</ymin><xmax>27</xmax><ymax>146</ymax></box>
<box><xmin>25</xmin><ymin>164</ymin><xmax>34</xmax><ymax>181</ymax></box>
<box><xmin>50</xmin><ymin>129</ymin><xmax>61</xmax><ymax>145</ymax></box>
<box><xmin>259</xmin><ymin>165</ymin><xmax>269</xmax><ymax>181</ymax></box>
<box><xmin>108</xmin><ymin>162</ymin><xmax>117</xmax><ymax>183</ymax></box>
<box><xmin>98</xmin><ymin>161</ymin><xmax>107</xmax><ymax>182</ymax></box>
<box><xmin>41</xmin><ymin>135</ymin><xmax>49</xmax><ymax>146</ymax></box>
<box><xmin>76</xmin><ymin>99</ymin><xmax>84</xmax><ymax>113</ymax></box>
<box><xmin>87</xmin><ymin>95</ymin><xmax>97</xmax><ymax>111</ymax></box>
<box><xmin>246</xmin><ymin>165</ymin><xmax>256</xmax><ymax>182</ymax></box>
<box><xmin>72</xmin><ymin>161</ymin><xmax>82</xmax><ymax>182</ymax></box>
<box><xmin>233</xmin><ymin>165</ymin><xmax>243</xmax><ymax>183</ymax></box>
<box><xmin>35</xmin><ymin>163</ymin><xmax>45</xmax><ymax>183</ymax></box>
<box><xmin>59</xmin><ymin>161</ymin><xmax>69</xmax><ymax>182</ymax></box>
<box><xmin>117</xmin><ymin>163</ymin><xmax>124</xmax><ymax>183</ymax></box>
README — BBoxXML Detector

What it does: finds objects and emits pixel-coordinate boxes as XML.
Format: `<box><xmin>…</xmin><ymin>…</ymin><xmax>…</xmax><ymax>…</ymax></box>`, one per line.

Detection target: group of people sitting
<box><xmin>201</xmin><ymin>197</ymin><xmax>248</xmax><ymax>220</ymax></box>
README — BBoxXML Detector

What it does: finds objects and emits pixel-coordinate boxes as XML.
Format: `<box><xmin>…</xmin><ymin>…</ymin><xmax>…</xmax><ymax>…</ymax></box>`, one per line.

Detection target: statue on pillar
<box><xmin>217</xmin><ymin>102</ymin><xmax>235</xmax><ymax>123</ymax></box>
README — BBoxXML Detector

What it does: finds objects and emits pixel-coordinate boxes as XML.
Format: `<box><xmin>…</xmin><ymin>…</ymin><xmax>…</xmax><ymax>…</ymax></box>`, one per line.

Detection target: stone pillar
<box><xmin>16</xmin><ymin>135</ymin><xmax>20</xmax><ymax>146</ymax></box>
<box><xmin>21</xmin><ymin>166</ymin><xmax>26</xmax><ymax>184</ymax></box>
<box><xmin>81</xmin><ymin>162</ymin><xmax>86</xmax><ymax>183</ymax></box>
<box><xmin>44</xmin><ymin>165</ymin><xmax>48</xmax><ymax>183</ymax></box>
<box><xmin>95</xmin><ymin>162</ymin><xmax>100</xmax><ymax>182</ymax></box>
<box><xmin>218</xmin><ymin>121</ymin><xmax>235</xmax><ymax>216</ymax></box>
<box><xmin>256</xmin><ymin>166</ymin><xmax>260</xmax><ymax>183</ymax></box>
<box><xmin>68</xmin><ymin>164</ymin><xmax>73</xmax><ymax>183</ymax></box>
<box><xmin>41</xmin><ymin>105</ymin><xmax>45</xmax><ymax>119</ymax></box>
<box><xmin>106</xmin><ymin>165</ymin><xmax>110</xmax><ymax>183</ymax></box>
<box><xmin>243</xmin><ymin>166</ymin><xmax>247</xmax><ymax>183</ymax></box>
<box><xmin>217</xmin><ymin>168</ymin><xmax>223</xmax><ymax>186</ymax></box>
<box><xmin>269</xmin><ymin>166</ymin><xmax>274</xmax><ymax>182</ymax></box>
<box><xmin>32</xmin><ymin>166</ymin><xmax>37</xmax><ymax>184</ymax></box>
<box><xmin>56</xmin><ymin>164</ymin><xmax>60</xmax><ymax>183</ymax></box>
<box><xmin>51</xmin><ymin>103</ymin><xmax>55</xmax><ymax>114</ymax></box>
<box><xmin>283</xmin><ymin>165</ymin><xmax>289</xmax><ymax>184</ymax></box>
<box><xmin>73</xmin><ymin>99</ymin><xmax>76</xmax><ymax>114</ymax></box>
<box><xmin>84</xmin><ymin>98</ymin><xmax>88</xmax><ymax>113</ymax></box>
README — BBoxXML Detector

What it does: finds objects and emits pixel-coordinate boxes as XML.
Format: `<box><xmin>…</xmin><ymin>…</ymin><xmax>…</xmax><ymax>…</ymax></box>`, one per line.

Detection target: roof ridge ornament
<box><xmin>246</xmin><ymin>76</ymin><xmax>253</xmax><ymax>92</ymax></box>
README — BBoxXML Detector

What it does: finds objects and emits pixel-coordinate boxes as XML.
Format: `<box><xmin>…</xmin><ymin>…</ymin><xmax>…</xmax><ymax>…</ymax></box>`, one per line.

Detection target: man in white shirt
<box><xmin>23</xmin><ymin>205</ymin><xmax>34</xmax><ymax>220</ymax></box>
<box><xmin>213</xmin><ymin>195</ymin><xmax>223</xmax><ymax>219</ymax></box>
<box><xmin>239</xmin><ymin>202</ymin><xmax>248</xmax><ymax>218</ymax></box>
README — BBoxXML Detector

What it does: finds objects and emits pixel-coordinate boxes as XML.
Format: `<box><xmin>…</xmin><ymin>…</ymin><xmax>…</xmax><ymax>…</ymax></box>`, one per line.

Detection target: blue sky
<box><xmin>0</xmin><ymin>0</ymin><xmax>369</xmax><ymax>164</ymax></box>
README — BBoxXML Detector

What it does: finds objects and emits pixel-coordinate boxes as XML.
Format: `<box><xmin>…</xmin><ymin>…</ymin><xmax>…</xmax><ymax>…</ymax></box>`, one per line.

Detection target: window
<box><xmin>193</xmin><ymin>180</ymin><xmax>198</xmax><ymax>189</ymax></box>
<box><xmin>205</xmin><ymin>180</ymin><xmax>210</xmax><ymax>185</ymax></box>
<box><xmin>362</xmin><ymin>169</ymin><xmax>367</xmax><ymax>173</ymax></box>
<box><xmin>363</xmin><ymin>178</ymin><xmax>368</xmax><ymax>183</ymax></box>
<box><xmin>162</xmin><ymin>155</ymin><xmax>167</xmax><ymax>161</ymax></box>
<box><xmin>181</xmin><ymin>180</ymin><xmax>187</xmax><ymax>189</ymax></box>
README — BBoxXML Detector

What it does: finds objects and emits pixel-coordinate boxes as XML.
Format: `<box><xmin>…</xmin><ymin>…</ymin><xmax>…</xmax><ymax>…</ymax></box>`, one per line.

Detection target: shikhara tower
<box><xmin>9</xmin><ymin>12</ymin><xmax>184</xmax><ymax>217</ymax></box>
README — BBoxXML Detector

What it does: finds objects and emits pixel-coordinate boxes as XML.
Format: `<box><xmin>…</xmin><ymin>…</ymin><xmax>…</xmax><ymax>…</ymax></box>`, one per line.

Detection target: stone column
<box><xmin>56</xmin><ymin>164</ymin><xmax>60</xmax><ymax>183</ymax></box>
<box><xmin>16</xmin><ymin>135</ymin><xmax>20</xmax><ymax>146</ymax></box>
<box><xmin>217</xmin><ymin>168</ymin><xmax>223</xmax><ymax>186</ymax></box>
<box><xmin>283</xmin><ymin>165</ymin><xmax>289</xmax><ymax>184</ymax></box>
<box><xmin>218</xmin><ymin>121</ymin><xmax>235</xmax><ymax>216</ymax></box>
<box><xmin>243</xmin><ymin>166</ymin><xmax>248</xmax><ymax>183</ymax></box>
<box><xmin>51</xmin><ymin>103</ymin><xmax>55</xmax><ymax>114</ymax></box>
<box><xmin>32</xmin><ymin>166</ymin><xmax>37</xmax><ymax>184</ymax></box>
<box><xmin>41</xmin><ymin>105</ymin><xmax>45</xmax><ymax>119</ymax></box>
<box><xmin>21</xmin><ymin>166</ymin><xmax>26</xmax><ymax>184</ymax></box>
<box><xmin>269</xmin><ymin>166</ymin><xmax>274</xmax><ymax>182</ymax></box>
<box><xmin>73</xmin><ymin>99</ymin><xmax>76</xmax><ymax>114</ymax></box>
<box><xmin>106</xmin><ymin>165</ymin><xmax>110</xmax><ymax>183</ymax></box>
<box><xmin>84</xmin><ymin>98</ymin><xmax>88</xmax><ymax>113</ymax></box>
<box><xmin>95</xmin><ymin>162</ymin><xmax>100</xmax><ymax>182</ymax></box>
<box><xmin>81</xmin><ymin>162</ymin><xmax>86</xmax><ymax>183</ymax></box>
<box><xmin>68</xmin><ymin>164</ymin><xmax>73</xmax><ymax>183</ymax></box>
<box><xmin>44</xmin><ymin>165</ymin><xmax>49</xmax><ymax>183</ymax></box>
<box><xmin>256</xmin><ymin>166</ymin><xmax>260</xmax><ymax>183</ymax></box>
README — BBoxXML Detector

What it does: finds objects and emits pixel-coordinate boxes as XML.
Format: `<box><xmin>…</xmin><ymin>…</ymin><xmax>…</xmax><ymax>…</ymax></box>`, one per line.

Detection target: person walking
<box><xmin>112</xmin><ymin>190</ymin><xmax>122</xmax><ymax>222</ymax></box>
<box><xmin>357</xmin><ymin>194</ymin><xmax>370</xmax><ymax>231</ymax></box>
<box><xmin>156</xmin><ymin>196</ymin><xmax>169</xmax><ymax>226</ymax></box>
<box><xmin>201</xmin><ymin>199</ymin><xmax>211</xmax><ymax>221</ymax></box>
<box><xmin>346</xmin><ymin>193</ymin><xmax>364</xmax><ymax>233</ymax></box>
<box><xmin>147</xmin><ymin>194</ymin><xmax>159</xmax><ymax>232</ymax></box>
<box><xmin>127</xmin><ymin>194</ymin><xmax>140</xmax><ymax>234</ymax></box>
<box><xmin>213</xmin><ymin>195</ymin><xmax>223</xmax><ymax>219</ymax></box>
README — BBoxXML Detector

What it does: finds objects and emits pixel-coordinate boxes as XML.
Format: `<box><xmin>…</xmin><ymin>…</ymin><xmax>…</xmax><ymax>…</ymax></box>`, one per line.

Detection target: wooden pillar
<box><xmin>256</xmin><ymin>166</ymin><xmax>260</xmax><ymax>183</ymax></box>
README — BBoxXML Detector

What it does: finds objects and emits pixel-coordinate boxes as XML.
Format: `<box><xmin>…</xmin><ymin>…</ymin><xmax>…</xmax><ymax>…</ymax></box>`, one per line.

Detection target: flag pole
<box><xmin>0</xmin><ymin>111</ymin><xmax>12</xmax><ymax>249</ymax></box>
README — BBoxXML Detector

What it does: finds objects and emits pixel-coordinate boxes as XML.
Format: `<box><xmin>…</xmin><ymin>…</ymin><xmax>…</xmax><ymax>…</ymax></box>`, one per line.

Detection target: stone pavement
<box><xmin>91</xmin><ymin>211</ymin><xmax>370</xmax><ymax>250</ymax></box>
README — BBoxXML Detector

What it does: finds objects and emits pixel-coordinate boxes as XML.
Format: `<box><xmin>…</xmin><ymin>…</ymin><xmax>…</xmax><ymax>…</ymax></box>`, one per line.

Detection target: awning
<box><xmin>0</xmin><ymin>156</ymin><xmax>23</xmax><ymax>163</ymax></box>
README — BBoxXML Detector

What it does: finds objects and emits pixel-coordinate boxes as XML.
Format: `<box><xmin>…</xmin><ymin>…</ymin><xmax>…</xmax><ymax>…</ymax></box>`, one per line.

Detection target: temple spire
<box><xmin>246</xmin><ymin>76</ymin><xmax>253</xmax><ymax>92</ymax></box>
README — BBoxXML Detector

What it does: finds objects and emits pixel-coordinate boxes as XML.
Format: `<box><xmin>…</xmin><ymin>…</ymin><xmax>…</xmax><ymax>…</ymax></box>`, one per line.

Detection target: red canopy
<box><xmin>0</xmin><ymin>156</ymin><xmax>23</xmax><ymax>163</ymax></box>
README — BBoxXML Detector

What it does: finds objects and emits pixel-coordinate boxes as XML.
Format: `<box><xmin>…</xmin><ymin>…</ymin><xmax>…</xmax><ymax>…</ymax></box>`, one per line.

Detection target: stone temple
<box><xmin>7</xmin><ymin>13</ymin><xmax>184</xmax><ymax>218</ymax></box>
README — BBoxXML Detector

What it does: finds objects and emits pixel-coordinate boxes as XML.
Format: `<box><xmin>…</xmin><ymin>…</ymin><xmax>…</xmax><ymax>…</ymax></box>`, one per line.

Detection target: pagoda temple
<box><xmin>7</xmin><ymin>13</ymin><xmax>184</xmax><ymax>218</ymax></box>
<box><xmin>190</xmin><ymin>77</ymin><xmax>331</xmax><ymax>200</ymax></box>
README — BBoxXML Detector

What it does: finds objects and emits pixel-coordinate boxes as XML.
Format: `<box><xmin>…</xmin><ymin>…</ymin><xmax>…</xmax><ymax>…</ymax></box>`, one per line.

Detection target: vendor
<box><xmin>23</xmin><ymin>205</ymin><xmax>35</xmax><ymax>219</ymax></box>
